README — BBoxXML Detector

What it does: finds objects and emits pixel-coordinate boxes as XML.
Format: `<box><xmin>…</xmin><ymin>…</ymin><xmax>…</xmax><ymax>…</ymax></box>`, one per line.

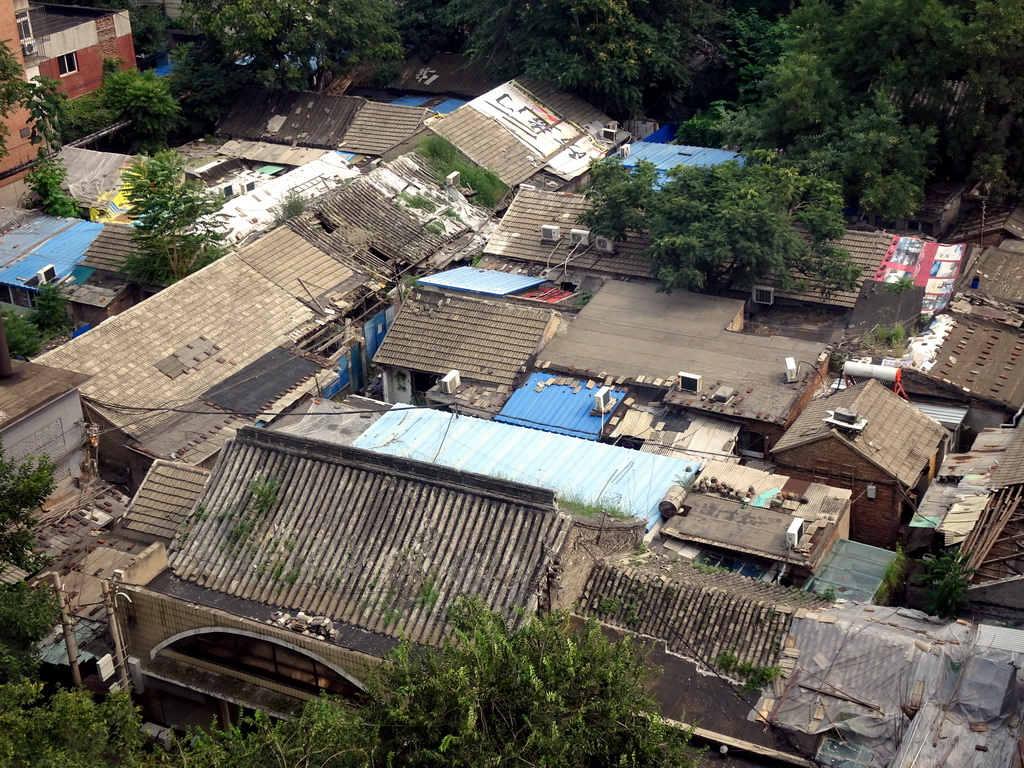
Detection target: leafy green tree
<box><xmin>450</xmin><ymin>0</ymin><xmax>717</xmax><ymax>116</ymax></box>
<box><xmin>102</xmin><ymin>69</ymin><xmax>182</xmax><ymax>153</ymax></box>
<box><xmin>184</xmin><ymin>0</ymin><xmax>403</xmax><ymax>91</ymax></box>
<box><xmin>30</xmin><ymin>284</ymin><xmax>71</xmax><ymax>340</ymax></box>
<box><xmin>0</xmin><ymin>682</ymin><xmax>146</xmax><ymax>766</ymax></box>
<box><xmin>22</xmin><ymin>76</ymin><xmax>65</xmax><ymax>157</ymax></box>
<box><xmin>0</xmin><ymin>584</ymin><xmax>59</xmax><ymax>684</ymax></box>
<box><xmin>122</xmin><ymin>150</ymin><xmax>228</xmax><ymax>284</ymax></box>
<box><xmin>60</xmin><ymin>91</ymin><xmax>119</xmax><ymax>145</ymax></box>
<box><xmin>395</xmin><ymin>0</ymin><xmax>464</xmax><ymax>59</ymax></box>
<box><xmin>0</xmin><ymin>42</ymin><xmax>30</xmax><ymax>161</ymax></box>
<box><xmin>920</xmin><ymin>550</ymin><xmax>977</xmax><ymax>620</ymax></box>
<box><xmin>25</xmin><ymin>158</ymin><xmax>80</xmax><ymax>218</ymax></box>
<box><xmin>581</xmin><ymin>154</ymin><xmax>860</xmax><ymax>295</ymax></box>
<box><xmin>0</xmin><ymin>312</ymin><xmax>41</xmax><ymax>360</ymax></box>
<box><xmin>169</xmin><ymin>42</ymin><xmax>252</xmax><ymax>137</ymax></box>
<box><xmin>0</xmin><ymin>440</ymin><xmax>54</xmax><ymax>574</ymax></box>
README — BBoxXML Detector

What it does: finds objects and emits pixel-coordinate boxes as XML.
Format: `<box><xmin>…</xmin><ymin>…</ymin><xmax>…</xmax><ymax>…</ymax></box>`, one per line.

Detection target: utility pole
<box><xmin>102</xmin><ymin>580</ymin><xmax>131</xmax><ymax>690</ymax></box>
<box><xmin>50</xmin><ymin>573</ymin><xmax>82</xmax><ymax>686</ymax></box>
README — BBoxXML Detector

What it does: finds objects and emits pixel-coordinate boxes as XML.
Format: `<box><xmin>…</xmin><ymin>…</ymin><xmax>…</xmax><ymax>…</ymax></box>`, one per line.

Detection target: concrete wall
<box><xmin>382</xmin><ymin>366</ymin><xmax>412</xmax><ymax>404</ymax></box>
<box><xmin>1</xmin><ymin>387</ymin><xmax>87</xmax><ymax>483</ymax></box>
<box><xmin>967</xmin><ymin>575</ymin><xmax>1024</xmax><ymax>623</ymax></box>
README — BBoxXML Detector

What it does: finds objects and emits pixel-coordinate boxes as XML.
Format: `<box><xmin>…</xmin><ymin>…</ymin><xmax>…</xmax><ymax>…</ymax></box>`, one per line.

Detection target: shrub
<box><xmin>415</xmin><ymin>135</ymin><xmax>508</xmax><ymax>208</ymax></box>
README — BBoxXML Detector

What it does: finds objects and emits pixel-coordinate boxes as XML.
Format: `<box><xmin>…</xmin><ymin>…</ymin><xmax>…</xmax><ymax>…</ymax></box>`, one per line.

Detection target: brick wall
<box><xmin>39</xmin><ymin>33</ymin><xmax>135</xmax><ymax>101</ymax></box>
<box><xmin>773</xmin><ymin>438</ymin><xmax>904</xmax><ymax>549</ymax></box>
<box><xmin>549</xmin><ymin>516</ymin><xmax>643</xmax><ymax>610</ymax></box>
<box><xmin>0</xmin><ymin>6</ymin><xmax>36</xmax><ymax>182</ymax></box>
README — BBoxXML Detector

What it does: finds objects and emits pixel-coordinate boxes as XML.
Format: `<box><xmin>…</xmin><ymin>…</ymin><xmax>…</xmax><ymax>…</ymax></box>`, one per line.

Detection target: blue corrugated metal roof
<box><xmin>0</xmin><ymin>218</ymin><xmax>103</xmax><ymax>287</ymax></box>
<box><xmin>494</xmin><ymin>372</ymin><xmax>626</xmax><ymax>439</ymax></box>
<box><xmin>642</xmin><ymin>124</ymin><xmax>678</xmax><ymax>144</ymax></box>
<box><xmin>416</xmin><ymin>266</ymin><xmax>547</xmax><ymax>296</ymax></box>
<box><xmin>352</xmin><ymin>407</ymin><xmax>701</xmax><ymax>530</ymax></box>
<box><xmin>433</xmin><ymin>98</ymin><xmax>466</xmax><ymax>114</ymax></box>
<box><xmin>392</xmin><ymin>96</ymin><xmax>431</xmax><ymax>106</ymax></box>
<box><xmin>624</xmin><ymin>142</ymin><xmax>741</xmax><ymax>173</ymax></box>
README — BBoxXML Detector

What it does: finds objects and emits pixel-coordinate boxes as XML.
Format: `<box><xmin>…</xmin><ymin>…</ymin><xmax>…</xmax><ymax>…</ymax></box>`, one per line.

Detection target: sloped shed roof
<box><xmin>337</xmin><ymin>101</ymin><xmax>428</xmax><ymax>156</ymax></box>
<box><xmin>772</xmin><ymin>380</ymin><xmax>947</xmax><ymax>486</ymax></box>
<box><xmin>216</xmin><ymin>87</ymin><xmax>364</xmax><ymax>148</ymax></box>
<box><xmin>123</xmin><ymin>461</ymin><xmax>210</xmax><ymax>541</ymax></box>
<box><xmin>167</xmin><ymin>427</ymin><xmax>571</xmax><ymax>646</ymax></box>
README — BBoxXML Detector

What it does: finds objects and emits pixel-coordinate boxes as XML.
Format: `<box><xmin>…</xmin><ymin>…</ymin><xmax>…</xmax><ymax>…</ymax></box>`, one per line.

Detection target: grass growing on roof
<box><xmin>415</xmin><ymin>135</ymin><xmax>508</xmax><ymax>208</ymax></box>
<box><xmin>558</xmin><ymin>495</ymin><xmax>631</xmax><ymax>520</ymax></box>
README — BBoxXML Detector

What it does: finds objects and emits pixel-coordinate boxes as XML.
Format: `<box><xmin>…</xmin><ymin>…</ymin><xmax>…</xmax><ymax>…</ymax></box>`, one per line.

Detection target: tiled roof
<box><xmin>168</xmin><ymin>427</ymin><xmax>572</xmax><ymax>645</ymax></box>
<box><xmin>971</xmin><ymin>241</ymin><xmax>1024</xmax><ymax>304</ymax></box>
<box><xmin>390</xmin><ymin>53</ymin><xmax>497</xmax><ymax>97</ymax></box>
<box><xmin>428</xmin><ymin>107</ymin><xmax>539</xmax><ymax>185</ymax></box>
<box><xmin>912</xmin><ymin>316</ymin><xmax>1024</xmax><ymax>411</ymax></box>
<box><xmin>515</xmin><ymin>77</ymin><xmax>609</xmax><ymax>128</ymax></box>
<box><xmin>216</xmin><ymin>87</ymin><xmax>364</xmax><ymax>149</ymax></box>
<box><xmin>80</xmin><ymin>222</ymin><xmax>135</xmax><ymax>273</ymax></box>
<box><xmin>577</xmin><ymin>557</ymin><xmax>819</xmax><ymax>672</ymax></box>
<box><xmin>123</xmin><ymin>461</ymin><xmax>210</xmax><ymax>541</ymax></box>
<box><xmin>338</xmin><ymin>101</ymin><xmax>428</xmax><ymax>156</ymax></box>
<box><xmin>951</xmin><ymin>204</ymin><xmax>1024</xmax><ymax>243</ymax></box>
<box><xmin>236</xmin><ymin>225</ymin><xmax>369</xmax><ymax>308</ymax></box>
<box><xmin>373</xmin><ymin>291</ymin><xmax>554</xmax><ymax>386</ymax></box>
<box><xmin>772</xmin><ymin>380</ymin><xmax>947</xmax><ymax>486</ymax></box>
<box><xmin>485</xmin><ymin>189</ymin><xmax>653</xmax><ymax>278</ymax></box>
<box><xmin>36</xmin><ymin>254</ymin><xmax>317</xmax><ymax>443</ymax></box>
<box><xmin>0</xmin><ymin>360</ymin><xmax>89</xmax><ymax>431</ymax></box>
<box><xmin>989</xmin><ymin>425</ymin><xmax>1024</xmax><ymax>489</ymax></box>
<box><xmin>770</xmin><ymin>229</ymin><xmax>894</xmax><ymax>309</ymax></box>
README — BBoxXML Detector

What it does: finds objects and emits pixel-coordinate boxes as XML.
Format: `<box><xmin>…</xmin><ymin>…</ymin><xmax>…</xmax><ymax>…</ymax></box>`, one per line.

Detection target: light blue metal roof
<box><xmin>494</xmin><ymin>372</ymin><xmax>626</xmax><ymax>440</ymax></box>
<box><xmin>392</xmin><ymin>96</ymin><xmax>431</xmax><ymax>106</ymax></box>
<box><xmin>624</xmin><ymin>142</ymin><xmax>741</xmax><ymax>173</ymax></box>
<box><xmin>353</xmin><ymin>407</ymin><xmax>701</xmax><ymax>530</ymax></box>
<box><xmin>433</xmin><ymin>99</ymin><xmax>466</xmax><ymax>114</ymax></box>
<box><xmin>911</xmin><ymin>402</ymin><xmax>968</xmax><ymax>428</ymax></box>
<box><xmin>0</xmin><ymin>217</ymin><xmax>104</xmax><ymax>287</ymax></box>
<box><xmin>416</xmin><ymin>266</ymin><xmax>547</xmax><ymax>296</ymax></box>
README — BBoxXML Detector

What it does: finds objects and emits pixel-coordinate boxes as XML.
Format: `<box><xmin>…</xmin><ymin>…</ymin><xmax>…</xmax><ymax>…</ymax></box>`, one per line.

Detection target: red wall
<box><xmin>39</xmin><ymin>34</ymin><xmax>135</xmax><ymax>100</ymax></box>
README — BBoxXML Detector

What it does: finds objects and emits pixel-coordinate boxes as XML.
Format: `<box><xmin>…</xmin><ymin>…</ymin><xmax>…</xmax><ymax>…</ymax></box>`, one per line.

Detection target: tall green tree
<box><xmin>122</xmin><ymin>150</ymin><xmax>228</xmax><ymax>284</ymax></box>
<box><xmin>0</xmin><ymin>584</ymin><xmax>59</xmax><ymax>684</ymax></box>
<box><xmin>0</xmin><ymin>441</ymin><xmax>54</xmax><ymax>575</ymax></box>
<box><xmin>0</xmin><ymin>42</ymin><xmax>30</xmax><ymax>161</ymax></box>
<box><xmin>581</xmin><ymin>154</ymin><xmax>860</xmax><ymax>295</ymax></box>
<box><xmin>184</xmin><ymin>0</ymin><xmax>403</xmax><ymax>91</ymax></box>
<box><xmin>102</xmin><ymin>69</ymin><xmax>182</xmax><ymax>153</ymax></box>
<box><xmin>169</xmin><ymin>42</ymin><xmax>252</xmax><ymax>137</ymax></box>
<box><xmin>0</xmin><ymin>313</ymin><xmax>41</xmax><ymax>359</ymax></box>
<box><xmin>30</xmin><ymin>284</ymin><xmax>71</xmax><ymax>340</ymax></box>
<box><xmin>450</xmin><ymin>0</ymin><xmax>717</xmax><ymax>116</ymax></box>
<box><xmin>920</xmin><ymin>550</ymin><xmax>977</xmax><ymax>620</ymax></box>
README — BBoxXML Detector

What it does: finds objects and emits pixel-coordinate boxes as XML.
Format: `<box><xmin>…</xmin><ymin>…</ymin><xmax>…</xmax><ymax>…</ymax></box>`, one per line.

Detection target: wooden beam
<box><xmin>663</xmin><ymin>717</ymin><xmax>818</xmax><ymax>768</ymax></box>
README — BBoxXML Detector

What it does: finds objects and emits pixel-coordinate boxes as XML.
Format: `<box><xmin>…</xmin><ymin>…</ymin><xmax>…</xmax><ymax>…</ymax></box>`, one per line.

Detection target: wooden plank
<box><xmin>662</xmin><ymin>716</ymin><xmax>817</xmax><ymax>768</ymax></box>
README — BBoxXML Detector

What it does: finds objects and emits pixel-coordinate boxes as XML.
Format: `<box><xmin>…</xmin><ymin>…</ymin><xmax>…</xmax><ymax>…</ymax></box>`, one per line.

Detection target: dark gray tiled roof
<box><xmin>577</xmin><ymin>557</ymin><xmax>818</xmax><ymax>672</ymax></box>
<box><xmin>338</xmin><ymin>101</ymin><xmax>427</xmax><ymax>156</ymax></box>
<box><xmin>390</xmin><ymin>54</ymin><xmax>497</xmax><ymax>97</ymax></box>
<box><xmin>216</xmin><ymin>87</ymin><xmax>364</xmax><ymax>149</ymax></box>
<box><xmin>167</xmin><ymin>428</ymin><xmax>571</xmax><ymax>645</ymax></box>
<box><xmin>123</xmin><ymin>461</ymin><xmax>210</xmax><ymax>541</ymax></box>
<box><xmin>81</xmin><ymin>223</ymin><xmax>135</xmax><ymax>273</ymax></box>
<box><xmin>990</xmin><ymin>425</ymin><xmax>1024</xmax><ymax>489</ymax></box>
<box><xmin>373</xmin><ymin>290</ymin><xmax>555</xmax><ymax>386</ymax></box>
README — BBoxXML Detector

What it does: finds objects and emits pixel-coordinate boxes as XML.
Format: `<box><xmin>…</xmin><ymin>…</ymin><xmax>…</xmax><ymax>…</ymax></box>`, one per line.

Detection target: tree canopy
<box><xmin>581</xmin><ymin>154</ymin><xmax>860</xmax><ymax>295</ymax></box>
<box><xmin>184</xmin><ymin>0</ymin><xmax>403</xmax><ymax>91</ymax></box>
<box><xmin>449</xmin><ymin>0</ymin><xmax>717</xmax><ymax>116</ymax></box>
<box><xmin>122</xmin><ymin>150</ymin><xmax>228</xmax><ymax>284</ymax></box>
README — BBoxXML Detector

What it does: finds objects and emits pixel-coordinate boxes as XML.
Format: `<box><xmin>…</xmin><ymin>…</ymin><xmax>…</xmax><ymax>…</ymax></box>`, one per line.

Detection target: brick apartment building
<box><xmin>0</xmin><ymin>0</ymin><xmax>133</xmax><ymax>201</ymax></box>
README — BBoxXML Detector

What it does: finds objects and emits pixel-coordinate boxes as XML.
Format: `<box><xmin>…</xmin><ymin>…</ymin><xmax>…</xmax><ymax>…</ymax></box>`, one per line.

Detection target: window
<box><xmin>16</xmin><ymin>12</ymin><xmax>32</xmax><ymax>42</ymax></box>
<box><xmin>57</xmin><ymin>52</ymin><xmax>77</xmax><ymax>76</ymax></box>
<box><xmin>19</xmin><ymin>127</ymin><xmax>30</xmax><ymax>139</ymax></box>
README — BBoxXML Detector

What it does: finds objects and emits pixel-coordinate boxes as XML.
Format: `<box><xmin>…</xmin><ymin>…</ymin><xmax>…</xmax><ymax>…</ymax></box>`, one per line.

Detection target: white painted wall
<box><xmin>1</xmin><ymin>388</ymin><xmax>87</xmax><ymax>482</ymax></box>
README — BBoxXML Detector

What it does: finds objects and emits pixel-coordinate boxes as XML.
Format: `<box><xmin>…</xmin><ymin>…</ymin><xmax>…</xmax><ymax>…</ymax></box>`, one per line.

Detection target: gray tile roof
<box><xmin>577</xmin><ymin>556</ymin><xmax>820</xmax><ymax>672</ymax></box>
<box><xmin>167</xmin><ymin>427</ymin><xmax>572</xmax><ymax>645</ymax></box>
<box><xmin>390</xmin><ymin>54</ymin><xmax>497</xmax><ymax>97</ymax></box>
<box><xmin>971</xmin><ymin>241</ymin><xmax>1024</xmax><ymax>303</ymax></box>
<box><xmin>216</xmin><ymin>87</ymin><xmax>364</xmax><ymax>149</ymax></box>
<box><xmin>769</xmin><ymin>228</ymin><xmax>894</xmax><ymax>309</ymax></box>
<box><xmin>80</xmin><ymin>223</ymin><xmax>135</xmax><ymax>273</ymax></box>
<box><xmin>338</xmin><ymin>101</ymin><xmax>428</xmax><ymax>156</ymax></box>
<box><xmin>236</xmin><ymin>225</ymin><xmax>370</xmax><ymax>309</ymax></box>
<box><xmin>123</xmin><ymin>460</ymin><xmax>210</xmax><ymax>541</ymax></box>
<box><xmin>373</xmin><ymin>290</ymin><xmax>555</xmax><ymax>386</ymax></box>
<box><xmin>36</xmin><ymin>254</ymin><xmax>317</xmax><ymax>443</ymax></box>
<box><xmin>486</xmin><ymin>189</ymin><xmax>653</xmax><ymax>278</ymax></box>
<box><xmin>989</xmin><ymin>424</ymin><xmax>1024</xmax><ymax>489</ymax></box>
<box><xmin>772</xmin><ymin>380</ymin><xmax>948</xmax><ymax>487</ymax></box>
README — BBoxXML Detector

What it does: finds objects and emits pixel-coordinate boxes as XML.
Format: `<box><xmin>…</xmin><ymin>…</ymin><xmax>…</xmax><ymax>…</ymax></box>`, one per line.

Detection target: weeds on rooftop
<box><xmin>415</xmin><ymin>135</ymin><xmax>508</xmax><ymax>208</ymax></box>
<box><xmin>559</xmin><ymin>496</ymin><xmax>631</xmax><ymax>520</ymax></box>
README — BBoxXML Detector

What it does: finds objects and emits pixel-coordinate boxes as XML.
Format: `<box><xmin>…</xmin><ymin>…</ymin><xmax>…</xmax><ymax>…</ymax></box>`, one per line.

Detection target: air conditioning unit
<box><xmin>21</xmin><ymin>40</ymin><xmax>36</xmax><ymax>56</ymax></box>
<box><xmin>245</xmin><ymin>181</ymin><xmax>256</xmax><ymax>192</ymax></box>
<box><xmin>36</xmin><ymin>264</ymin><xmax>56</xmax><ymax>285</ymax></box>
<box><xmin>601</xmin><ymin>127</ymin><xmax>617</xmax><ymax>142</ymax></box>
<box><xmin>595</xmin><ymin>236</ymin><xmax>615</xmax><ymax>254</ymax></box>
<box><xmin>570</xmin><ymin>228</ymin><xmax>590</xmax><ymax>246</ymax></box>
<box><xmin>440</xmin><ymin>369</ymin><xmax>461</xmax><ymax>394</ymax></box>
<box><xmin>593</xmin><ymin>385</ymin><xmax>615</xmax><ymax>414</ymax></box>
<box><xmin>606</xmin><ymin>121</ymin><xmax>619</xmax><ymax>132</ymax></box>
<box><xmin>784</xmin><ymin>357</ymin><xmax>798</xmax><ymax>383</ymax></box>
<box><xmin>752</xmin><ymin>286</ymin><xmax>774</xmax><ymax>305</ymax></box>
<box><xmin>677</xmin><ymin>371</ymin><xmax>702</xmax><ymax>394</ymax></box>
<box><xmin>618</xmin><ymin>143</ymin><xmax>632</xmax><ymax>159</ymax></box>
<box><xmin>540</xmin><ymin>224</ymin><xmax>561</xmax><ymax>243</ymax></box>
<box><xmin>445</xmin><ymin>171</ymin><xmax>461</xmax><ymax>188</ymax></box>
<box><xmin>786</xmin><ymin>517</ymin><xmax>804</xmax><ymax>549</ymax></box>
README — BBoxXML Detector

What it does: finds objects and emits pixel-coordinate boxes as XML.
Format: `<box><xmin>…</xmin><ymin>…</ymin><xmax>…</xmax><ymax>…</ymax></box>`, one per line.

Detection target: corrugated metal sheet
<box><xmin>976</xmin><ymin>623</ymin><xmax>1024</xmax><ymax>653</ymax></box>
<box><xmin>37</xmin><ymin>617</ymin><xmax>106</xmax><ymax>666</ymax></box>
<box><xmin>433</xmin><ymin>99</ymin><xmax>466</xmax><ymax>114</ymax></box>
<box><xmin>0</xmin><ymin>218</ymin><xmax>104</xmax><ymax>286</ymax></box>
<box><xmin>494</xmin><ymin>372</ymin><xmax>626</xmax><ymax>439</ymax></box>
<box><xmin>911</xmin><ymin>401</ymin><xmax>968</xmax><ymax>427</ymax></box>
<box><xmin>624</xmin><ymin>142</ymin><xmax>741</xmax><ymax>174</ymax></box>
<box><xmin>417</xmin><ymin>266</ymin><xmax>547</xmax><ymax>296</ymax></box>
<box><xmin>353</xmin><ymin>406</ymin><xmax>700</xmax><ymax>530</ymax></box>
<box><xmin>392</xmin><ymin>96</ymin><xmax>431</xmax><ymax>106</ymax></box>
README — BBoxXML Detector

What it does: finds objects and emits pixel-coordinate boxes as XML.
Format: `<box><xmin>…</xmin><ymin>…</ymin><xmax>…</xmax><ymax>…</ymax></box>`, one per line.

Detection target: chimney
<box><xmin>0</xmin><ymin>314</ymin><xmax>14</xmax><ymax>378</ymax></box>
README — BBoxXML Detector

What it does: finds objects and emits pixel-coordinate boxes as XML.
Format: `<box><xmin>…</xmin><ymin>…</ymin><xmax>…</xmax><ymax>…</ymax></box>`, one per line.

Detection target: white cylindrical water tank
<box><xmin>843</xmin><ymin>361</ymin><xmax>899</xmax><ymax>383</ymax></box>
